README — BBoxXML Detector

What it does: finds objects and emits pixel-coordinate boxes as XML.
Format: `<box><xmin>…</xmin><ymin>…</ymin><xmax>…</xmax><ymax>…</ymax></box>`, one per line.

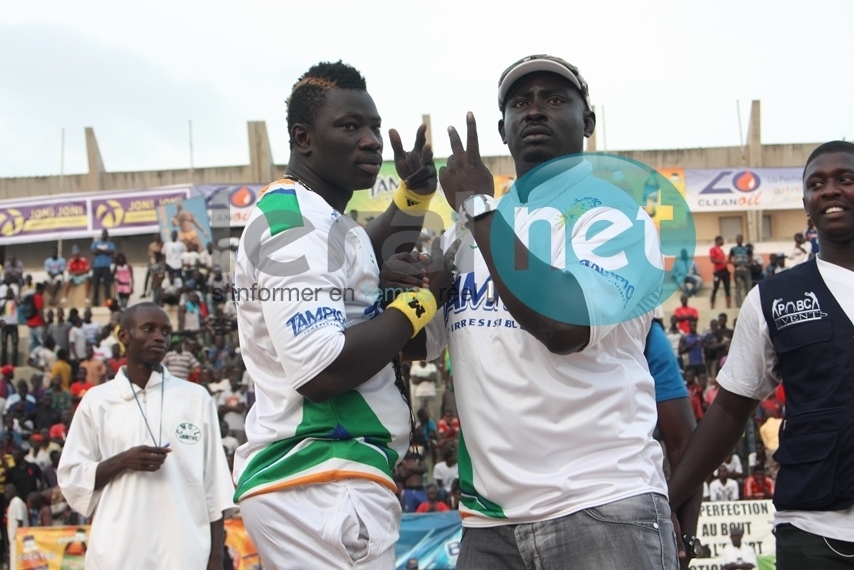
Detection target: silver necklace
<box><xmin>128</xmin><ymin>370</ymin><xmax>165</xmax><ymax>447</ymax></box>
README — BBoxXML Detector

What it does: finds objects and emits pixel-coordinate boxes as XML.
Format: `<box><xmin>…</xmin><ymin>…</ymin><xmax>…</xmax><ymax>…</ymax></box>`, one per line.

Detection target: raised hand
<box><xmin>439</xmin><ymin>112</ymin><xmax>495</xmax><ymax>211</ymax></box>
<box><xmin>423</xmin><ymin>238</ymin><xmax>462</xmax><ymax>306</ymax></box>
<box><xmin>389</xmin><ymin>124</ymin><xmax>437</xmax><ymax>195</ymax></box>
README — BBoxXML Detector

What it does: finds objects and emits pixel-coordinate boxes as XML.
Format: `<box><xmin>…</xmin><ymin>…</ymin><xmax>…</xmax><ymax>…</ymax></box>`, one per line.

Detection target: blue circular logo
<box><xmin>489</xmin><ymin>153</ymin><xmax>696</xmax><ymax>326</ymax></box>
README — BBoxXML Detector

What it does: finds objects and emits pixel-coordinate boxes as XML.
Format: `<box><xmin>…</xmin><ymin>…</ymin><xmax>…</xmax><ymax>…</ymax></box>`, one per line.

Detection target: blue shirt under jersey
<box><xmin>646</xmin><ymin>321</ymin><xmax>688</xmax><ymax>403</ymax></box>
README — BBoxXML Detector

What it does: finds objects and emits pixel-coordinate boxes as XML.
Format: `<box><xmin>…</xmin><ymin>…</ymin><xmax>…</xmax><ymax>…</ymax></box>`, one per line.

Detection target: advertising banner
<box><xmin>0</xmin><ymin>185</ymin><xmax>192</xmax><ymax>245</ymax></box>
<box><xmin>14</xmin><ymin>520</ymin><xmax>260</xmax><ymax>570</ymax></box>
<box><xmin>685</xmin><ymin>167</ymin><xmax>804</xmax><ymax>211</ymax></box>
<box><xmin>688</xmin><ymin>500</ymin><xmax>776</xmax><ymax>570</ymax></box>
<box><xmin>395</xmin><ymin>511</ymin><xmax>462</xmax><ymax>570</ymax></box>
<box><xmin>155</xmin><ymin>196</ymin><xmax>213</xmax><ymax>252</ymax></box>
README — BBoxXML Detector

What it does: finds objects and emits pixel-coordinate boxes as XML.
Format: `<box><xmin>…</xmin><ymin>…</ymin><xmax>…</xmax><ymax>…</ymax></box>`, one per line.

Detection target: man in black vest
<box><xmin>668</xmin><ymin>140</ymin><xmax>854</xmax><ymax>568</ymax></box>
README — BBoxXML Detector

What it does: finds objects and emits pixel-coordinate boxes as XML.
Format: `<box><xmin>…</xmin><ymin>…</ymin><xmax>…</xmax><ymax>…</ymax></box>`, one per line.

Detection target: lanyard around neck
<box><xmin>129</xmin><ymin>372</ymin><xmax>165</xmax><ymax>447</ymax></box>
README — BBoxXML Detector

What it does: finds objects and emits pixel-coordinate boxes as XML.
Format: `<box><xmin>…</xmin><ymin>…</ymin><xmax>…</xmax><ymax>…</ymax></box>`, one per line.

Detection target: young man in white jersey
<box><xmin>57</xmin><ymin>303</ymin><xmax>235</xmax><ymax>569</ymax></box>
<box><xmin>384</xmin><ymin>55</ymin><xmax>678</xmax><ymax>569</ymax></box>
<box><xmin>668</xmin><ymin>141</ymin><xmax>854</xmax><ymax>569</ymax></box>
<box><xmin>231</xmin><ymin>61</ymin><xmax>454</xmax><ymax>569</ymax></box>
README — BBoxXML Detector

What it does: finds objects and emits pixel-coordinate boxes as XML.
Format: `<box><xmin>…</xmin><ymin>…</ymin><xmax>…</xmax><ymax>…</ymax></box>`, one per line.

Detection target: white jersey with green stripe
<box><xmin>232</xmin><ymin>179</ymin><xmax>410</xmax><ymax>502</ymax></box>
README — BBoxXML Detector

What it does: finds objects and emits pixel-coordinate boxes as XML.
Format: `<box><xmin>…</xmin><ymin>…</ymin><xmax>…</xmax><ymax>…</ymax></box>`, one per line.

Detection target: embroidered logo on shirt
<box><xmin>286</xmin><ymin>306</ymin><xmax>346</xmax><ymax>336</ymax></box>
<box><xmin>771</xmin><ymin>292</ymin><xmax>827</xmax><ymax>330</ymax></box>
<box><xmin>176</xmin><ymin>423</ymin><xmax>202</xmax><ymax>444</ymax></box>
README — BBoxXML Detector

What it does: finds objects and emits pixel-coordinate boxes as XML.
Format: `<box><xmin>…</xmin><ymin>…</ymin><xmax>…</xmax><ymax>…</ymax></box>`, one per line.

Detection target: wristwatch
<box><xmin>682</xmin><ymin>534</ymin><xmax>703</xmax><ymax>558</ymax></box>
<box><xmin>459</xmin><ymin>194</ymin><xmax>497</xmax><ymax>222</ymax></box>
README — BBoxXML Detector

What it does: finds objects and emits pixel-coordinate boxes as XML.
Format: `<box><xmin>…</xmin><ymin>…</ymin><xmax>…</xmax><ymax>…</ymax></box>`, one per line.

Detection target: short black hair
<box><xmin>286</xmin><ymin>61</ymin><xmax>367</xmax><ymax>149</ymax></box>
<box><xmin>119</xmin><ymin>302</ymin><xmax>164</xmax><ymax>330</ymax></box>
<box><xmin>804</xmin><ymin>140</ymin><xmax>854</xmax><ymax>175</ymax></box>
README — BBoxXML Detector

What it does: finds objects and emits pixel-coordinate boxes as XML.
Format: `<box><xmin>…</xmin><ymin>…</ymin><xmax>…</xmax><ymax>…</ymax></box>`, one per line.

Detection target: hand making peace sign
<box><xmin>389</xmin><ymin>123</ymin><xmax>437</xmax><ymax>195</ymax></box>
<box><xmin>439</xmin><ymin>112</ymin><xmax>495</xmax><ymax>210</ymax></box>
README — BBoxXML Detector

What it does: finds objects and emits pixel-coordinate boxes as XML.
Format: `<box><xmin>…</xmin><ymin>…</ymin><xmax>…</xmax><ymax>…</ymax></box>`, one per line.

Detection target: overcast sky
<box><xmin>2</xmin><ymin>0</ymin><xmax>851</xmax><ymax>179</ymax></box>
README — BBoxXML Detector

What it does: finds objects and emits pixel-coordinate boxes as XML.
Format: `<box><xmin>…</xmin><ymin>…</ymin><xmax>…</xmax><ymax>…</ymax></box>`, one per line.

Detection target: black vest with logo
<box><xmin>758</xmin><ymin>258</ymin><xmax>854</xmax><ymax>512</ymax></box>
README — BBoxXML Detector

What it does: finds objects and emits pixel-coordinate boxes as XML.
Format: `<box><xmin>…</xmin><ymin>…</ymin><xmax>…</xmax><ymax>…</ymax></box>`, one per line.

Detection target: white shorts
<box><xmin>239</xmin><ymin>478</ymin><xmax>401</xmax><ymax>570</ymax></box>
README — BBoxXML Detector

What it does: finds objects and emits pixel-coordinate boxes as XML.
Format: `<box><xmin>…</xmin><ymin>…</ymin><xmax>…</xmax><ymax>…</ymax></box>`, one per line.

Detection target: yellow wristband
<box><xmin>393</xmin><ymin>181</ymin><xmax>435</xmax><ymax>215</ymax></box>
<box><xmin>388</xmin><ymin>288</ymin><xmax>438</xmax><ymax>338</ymax></box>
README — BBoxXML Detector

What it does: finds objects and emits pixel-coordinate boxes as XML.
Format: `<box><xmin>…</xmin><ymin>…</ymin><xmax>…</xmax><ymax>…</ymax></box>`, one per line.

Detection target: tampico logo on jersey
<box><xmin>772</xmin><ymin>292</ymin><xmax>827</xmax><ymax>330</ymax></box>
<box><xmin>286</xmin><ymin>306</ymin><xmax>346</xmax><ymax>336</ymax></box>
<box><xmin>176</xmin><ymin>423</ymin><xmax>201</xmax><ymax>444</ymax></box>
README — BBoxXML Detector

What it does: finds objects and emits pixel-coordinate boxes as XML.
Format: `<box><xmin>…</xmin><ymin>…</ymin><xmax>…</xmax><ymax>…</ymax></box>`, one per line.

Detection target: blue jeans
<box><xmin>28</xmin><ymin>325</ymin><xmax>44</xmax><ymax>353</ymax></box>
<box><xmin>457</xmin><ymin>493</ymin><xmax>678</xmax><ymax>570</ymax></box>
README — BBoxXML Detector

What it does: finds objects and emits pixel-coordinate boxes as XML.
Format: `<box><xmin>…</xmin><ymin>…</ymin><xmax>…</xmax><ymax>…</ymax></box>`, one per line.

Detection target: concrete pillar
<box><xmin>85</xmin><ymin>127</ymin><xmax>105</xmax><ymax>191</ymax></box>
<box><xmin>247</xmin><ymin>121</ymin><xmax>275</xmax><ymax>183</ymax></box>
<box><xmin>745</xmin><ymin>100</ymin><xmax>763</xmax><ymax>243</ymax></box>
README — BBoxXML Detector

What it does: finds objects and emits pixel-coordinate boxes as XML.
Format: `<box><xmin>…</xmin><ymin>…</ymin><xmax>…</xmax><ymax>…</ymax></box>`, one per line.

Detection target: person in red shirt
<box><xmin>673</xmin><ymin>294</ymin><xmax>699</xmax><ymax>335</ymax></box>
<box><xmin>437</xmin><ymin>410</ymin><xmax>460</xmax><ymax>452</ymax></box>
<box><xmin>26</xmin><ymin>283</ymin><xmax>47</xmax><ymax>354</ymax></box>
<box><xmin>743</xmin><ymin>465</ymin><xmax>774</xmax><ymax>500</ymax></box>
<box><xmin>106</xmin><ymin>343</ymin><xmax>126</xmax><ymax>379</ymax></box>
<box><xmin>415</xmin><ymin>485</ymin><xmax>450</xmax><ymax>513</ymax></box>
<box><xmin>69</xmin><ymin>367</ymin><xmax>94</xmax><ymax>409</ymax></box>
<box><xmin>61</xmin><ymin>246</ymin><xmax>92</xmax><ymax>304</ymax></box>
<box><xmin>709</xmin><ymin>236</ymin><xmax>731</xmax><ymax>309</ymax></box>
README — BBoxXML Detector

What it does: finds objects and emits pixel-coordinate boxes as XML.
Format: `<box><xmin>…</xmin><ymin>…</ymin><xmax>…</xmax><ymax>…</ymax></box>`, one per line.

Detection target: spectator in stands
<box><xmin>718</xmin><ymin>313</ymin><xmax>733</xmax><ymax>339</ymax></box>
<box><xmin>24</xmin><ymin>434</ymin><xmax>52</xmax><ymax>469</ymax></box>
<box><xmin>414</xmin><ymin>407</ymin><xmax>439</xmax><ymax>463</ymax></box>
<box><xmin>49</xmin><ymin>409</ymin><xmax>72</xmax><ymax>443</ymax></box>
<box><xmin>79</xmin><ymin>308</ymin><xmax>100</xmax><ymax>347</ymax></box>
<box><xmin>729</xmin><ymin>234</ymin><xmax>751</xmax><ymax>308</ymax></box>
<box><xmin>437</xmin><ymin>410</ymin><xmax>460</xmax><ymax>452</ymax></box>
<box><xmin>217</xmin><ymin>371</ymin><xmax>247</xmax><ymax>443</ymax></box>
<box><xmin>179</xmin><ymin>292</ymin><xmax>204</xmax><ymax>338</ymax></box>
<box><xmin>433</xmin><ymin>447</ymin><xmax>458</xmax><ymax>500</ymax></box>
<box><xmin>48</xmin><ymin>308</ymin><xmax>71</xmax><ymax>355</ymax></box>
<box><xmin>112</xmin><ymin>253</ymin><xmax>134</xmax><ymax>309</ymax></box>
<box><xmin>31</xmin><ymin>395</ymin><xmax>58</xmax><ymax>432</ymax></box>
<box><xmin>49</xmin><ymin>348</ymin><xmax>71</xmax><ymax>391</ymax></box>
<box><xmin>679</xmin><ymin>319</ymin><xmax>705</xmax><ymax>377</ymax></box>
<box><xmin>44</xmin><ymin>247</ymin><xmax>66</xmax><ymax>307</ymax></box>
<box><xmin>3</xmin><ymin>257</ymin><xmax>24</xmax><ymax>288</ymax></box>
<box><xmin>685</xmin><ymin>369</ymin><xmax>705</xmax><ymax>421</ymax></box>
<box><xmin>61</xmin><ymin>245</ymin><xmax>91</xmax><ymax>304</ymax></box>
<box><xmin>673</xmin><ymin>294</ymin><xmax>699</xmax><ymax>335</ymax></box>
<box><xmin>709</xmin><ymin>466</ymin><xmax>740</xmax><ymax>501</ymax></box>
<box><xmin>198</xmin><ymin>242</ymin><xmax>213</xmax><ymax>276</ymax></box>
<box><xmin>69</xmin><ymin>367</ymin><xmax>94</xmax><ymax>408</ymax></box>
<box><xmin>142</xmin><ymin>251</ymin><xmax>167</xmax><ymax>307</ymax></box>
<box><xmin>147</xmin><ymin>233</ymin><xmax>163</xmax><ymax>264</ymax></box>
<box><xmin>28</xmin><ymin>490</ymin><xmax>52</xmax><ymax>527</ymax></box>
<box><xmin>416</xmin><ymin>485</ymin><xmax>449</xmax><ymax>513</ymax></box>
<box><xmin>41</xmin><ymin>450</ymin><xmax>61</xmax><ymax>489</ymax></box>
<box><xmin>804</xmin><ymin>218</ymin><xmax>819</xmax><ymax>257</ymax></box>
<box><xmin>79</xmin><ymin>345</ymin><xmax>107</xmax><ymax>386</ymax></box>
<box><xmin>7</xmin><ymin>446</ymin><xmax>42</xmax><ymax>501</ymax></box>
<box><xmin>25</xmin><ymin>283</ymin><xmax>46</xmax><ymax>354</ymax></box>
<box><xmin>162</xmin><ymin>230</ymin><xmax>186</xmax><ymax>282</ymax></box>
<box><xmin>206</xmin><ymin>335</ymin><xmax>227</xmax><ymax>371</ymax></box>
<box><xmin>787</xmin><ymin>232</ymin><xmax>812</xmax><ymax>267</ymax></box>
<box><xmin>28</xmin><ymin>336</ymin><xmax>57</xmax><ymax>373</ymax></box>
<box><xmin>181</xmin><ymin>242</ymin><xmax>201</xmax><ymax>281</ymax></box>
<box><xmin>704</xmin><ymin>376</ymin><xmax>721</xmax><ymax>410</ymax></box>
<box><xmin>67</xmin><ymin>315</ymin><xmax>86</xmax><ymax>377</ymax></box>
<box><xmin>410</xmin><ymin>360</ymin><xmax>438</xmax><ymax>418</ymax></box>
<box><xmin>721</xmin><ymin>452</ymin><xmax>744</xmax><ymax>479</ymax></box>
<box><xmin>220</xmin><ymin>420</ymin><xmax>239</xmax><ymax>456</ymax></box>
<box><xmin>710</xmin><ymin>235</ymin><xmax>731</xmax><ymax>309</ymax></box>
<box><xmin>1</xmin><ymin>288</ymin><xmax>19</xmax><ymax>366</ymax></box>
<box><xmin>746</xmin><ymin>244</ymin><xmax>764</xmax><ymax>289</ymax></box>
<box><xmin>5</xmin><ymin>483</ymin><xmax>28</xmax><ymax>566</ymax></box>
<box><xmin>743</xmin><ymin>465</ymin><xmax>774</xmax><ymax>500</ymax></box>
<box><xmin>672</xmin><ymin>248</ymin><xmax>702</xmax><ymax>297</ymax></box>
<box><xmin>747</xmin><ymin>441</ymin><xmax>766</xmax><ymax>471</ymax></box>
<box><xmin>721</xmin><ymin>525</ymin><xmax>757</xmax><ymax>570</ymax></box>
<box><xmin>398</xmin><ymin>451</ymin><xmax>428</xmax><ymax>513</ymax></box>
<box><xmin>48</xmin><ymin>376</ymin><xmax>71</xmax><ymax>414</ymax></box>
<box><xmin>5</xmin><ymin>380</ymin><xmax>36</xmax><ymax>416</ymax></box>
<box><xmin>162</xmin><ymin>339</ymin><xmax>200</xmax><ymax>381</ymax></box>
<box><xmin>666</xmin><ymin>316</ymin><xmax>683</xmax><ymax>361</ymax></box>
<box><xmin>90</xmin><ymin>229</ymin><xmax>116</xmax><ymax>307</ymax></box>
<box><xmin>764</xmin><ymin>253</ymin><xmax>779</xmax><ymax>278</ymax></box>
<box><xmin>207</xmin><ymin>266</ymin><xmax>229</xmax><ymax>314</ymax></box>
<box><xmin>106</xmin><ymin>343</ymin><xmax>126</xmax><ymax>379</ymax></box>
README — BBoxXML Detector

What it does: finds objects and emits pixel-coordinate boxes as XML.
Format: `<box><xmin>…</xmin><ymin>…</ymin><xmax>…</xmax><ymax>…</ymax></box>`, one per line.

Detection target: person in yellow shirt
<box><xmin>50</xmin><ymin>348</ymin><xmax>72</xmax><ymax>390</ymax></box>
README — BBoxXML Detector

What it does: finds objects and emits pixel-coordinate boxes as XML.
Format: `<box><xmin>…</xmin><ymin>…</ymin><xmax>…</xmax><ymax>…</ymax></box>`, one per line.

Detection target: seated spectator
<box><xmin>748</xmin><ymin>441</ymin><xmax>766</xmax><ymax>471</ymax></box>
<box><xmin>24</xmin><ymin>434</ymin><xmax>52</xmax><ymax>469</ymax></box>
<box><xmin>709</xmin><ymin>466</ymin><xmax>740</xmax><ymax>501</ymax></box>
<box><xmin>7</xmin><ymin>447</ymin><xmax>42</xmax><ymax>501</ymax></box>
<box><xmin>69</xmin><ymin>367</ymin><xmax>95</xmax><ymax>407</ymax></box>
<box><xmin>222</xmin><ymin>344</ymin><xmax>244</xmax><ymax>375</ymax></box>
<box><xmin>48</xmin><ymin>409</ymin><xmax>72</xmax><ymax>443</ymax></box>
<box><xmin>746</xmin><ymin>244</ymin><xmax>764</xmax><ymax>288</ymax></box>
<box><xmin>446</xmin><ymin>479</ymin><xmax>461</xmax><ymax>510</ymax></box>
<box><xmin>437</xmin><ymin>410</ymin><xmax>460</xmax><ymax>452</ymax></box>
<box><xmin>1</xmin><ymin>288</ymin><xmax>19</xmax><ymax>366</ymax></box>
<box><xmin>105</xmin><ymin>343</ymin><xmax>126</xmax><ymax>379</ymax></box>
<box><xmin>5</xmin><ymin>380</ymin><xmax>37</xmax><ymax>416</ymax></box>
<box><xmin>410</xmin><ymin>360</ymin><xmax>438</xmax><ymax>419</ymax></box>
<box><xmin>41</xmin><ymin>449</ymin><xmax>61</xmax><ymax>489</ymax></box>
<box><xmin>217</xmin><ymin>371</ymin><xmax>247</xmax><ymax>443</ymax></box>
<box><xmin>162</xmin><ymin>339</ymin><xmax>201</xmax><ymax>381</ymax></box>
<box><xmin>207</xmin><ymin>335</ymin><xmax>228</xmax><ymax>371</ymax></box>
<box><xmin>3</xmin><ymin>256</ymin><xmax>24</xmax><ymax>286</ymax></box>
<box><xmin>415</xmin><ymin>485</ymin><xmax>449</xmax><ymax>513</ymax></box>
<box><xmin>721</xmin><ymin>525</ymin><xmax>757</xmax><ymax>570</ymax></box>
<box><xmin>671</xmin><ymin>248</ymin><xmax>702</xmax><ymax>297</ymax></box>
<box><xmin>181</xmin><ymin>242</ymin><xmax>201</xmax><ymax>281</ymax></box>
<box><xmin>743</xmin><ymin>465</ymin><xmax>774</xmax><ymax>500</ymax></box>
<box><xmin>666</xmin><ymin>316</ymin><xmax>683</xmax><ymax>362</ymax></box>
<box><xmin>30</xmin><ymin>394</ymin><xmax>59</xmax><ymax>432</ymax></box>
<box><xmin>44</xmin><ymin>248</ymin><xmax>67</xmax><ymax>307</ymax></box>
<box><xmin>432</xmin><ymin>447</ymin><xmax>459</xmax><ymax>500</ymax></box>
<box><xmin>207</xmin><ymin>266</ymin><xmax>230</xmax><ymax>313</ymax></box>
<box><xmin>220</xmin><ymin>420</ymin><xmax>239</xmax><ymax>456</ymax></box>
<box><xmin>721</xmin><ymin>452</ymin><xmax>743</xmax><ymax>479</ymax></box>
<box><xmin>61</xmin><ymin>246</ymin><xmax>91</xmax><ymax>304</ymax></box>
<box><xmin>0</xmin><ymin>416</ymin><xmax>24</xmax><ymax>449</ymax></box>
<box><xmin>79</xmin><ymin>345</ymin><xmax>107</xmax><ymax>385</ymax></box>
<box><xmin>48</xmin><ymin>375</ymin><xmax>72</xmax><ymax>414</ymax></box>
<box><xmin>206</xmin><ymin>308</ymin><xmax>233</xmax><ymax>346</ymax></box>
<box><xmin>160</xmin><ymin>274</ymin><xmax>183</xmax><ymax>306</ymax></box>
<box><xmin>179</xmin><ymin>292</ymin><xmax>205</xmax><ymax>338</ymax></box>
<box><xmin>27</xmin><ymin>491</ymin><xmax>52</xmax><ymax>527</ymax></box>
<box><xmin>48</xmin><ymin>349</ymin><xmax>72</xmax><ymax>391</ymax></box>
<box><xmin>685</xmin><ymin>369</ymin><xmax>705</xmax><ymax>421</ymax></box>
